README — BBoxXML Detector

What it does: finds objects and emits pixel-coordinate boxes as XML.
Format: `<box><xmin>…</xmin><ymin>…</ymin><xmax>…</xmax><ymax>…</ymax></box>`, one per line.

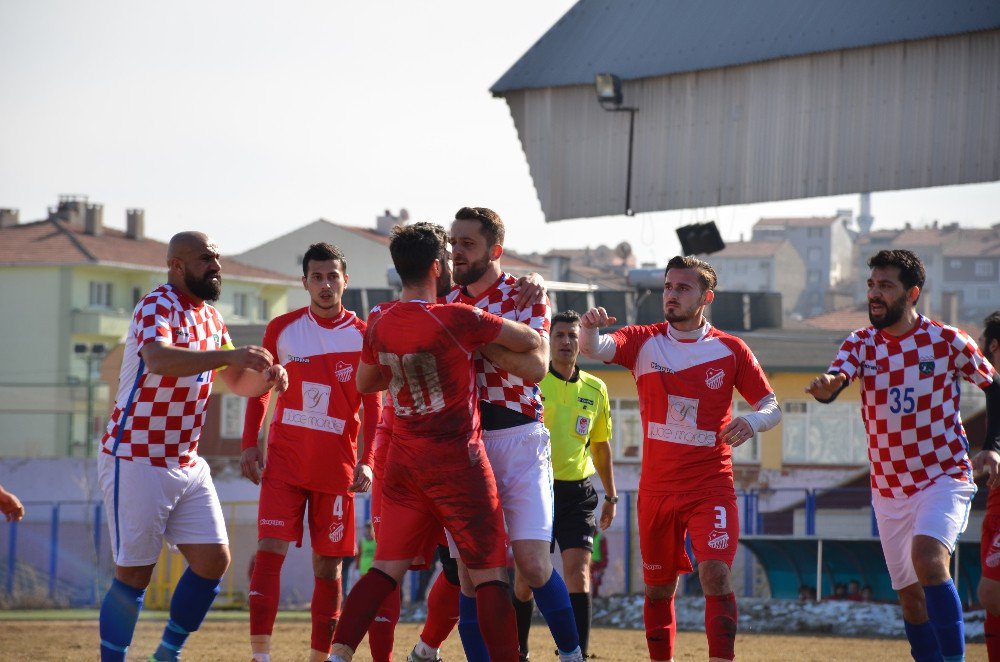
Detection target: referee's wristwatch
<box><xmin>604</xmin><ymin>494</ymin><xmax>619</xmax><ymax>504</ymax></box>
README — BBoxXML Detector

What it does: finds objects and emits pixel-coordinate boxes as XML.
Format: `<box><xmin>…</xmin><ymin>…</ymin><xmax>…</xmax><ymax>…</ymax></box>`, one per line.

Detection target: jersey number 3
<box><xmin>378</xmin><ymin>352</ymin><xmax>445</xmax><ymax>415</ymax></box>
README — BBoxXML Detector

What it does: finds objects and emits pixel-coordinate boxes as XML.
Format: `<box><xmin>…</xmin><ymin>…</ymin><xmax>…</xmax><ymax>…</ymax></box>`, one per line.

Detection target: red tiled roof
<box><xmin>0</xmin><ymin>219</ymin><xmax>295</xmax><ymax>283</ymax></box>
<box><xmin>713</xmin><ymin>240</ymin><xmax>786</xmax><ymax>258</ymax></box>
<box><xmin>753</xmin><ymin>216</ymin><xmax>838</xmax><ymax>228</ymax></box>
<box><xmin>801</xmin><ymin>305</ymin><xmax>871</xmax><ymax>332</ymax></box>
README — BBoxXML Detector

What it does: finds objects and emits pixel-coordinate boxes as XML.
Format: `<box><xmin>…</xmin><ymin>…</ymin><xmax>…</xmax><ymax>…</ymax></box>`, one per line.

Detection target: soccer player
<box><xmin>0</xmin><ymin>482</ymin><xmax>24</xmax><ymax>522</ymax></box>
<box><xmin>240</xmin><ymin>242</ymin><xmax>381</xmax><ymax>662</ymax></box>
<box><xmin>97</xmin><ymin>232</ymin><xmax>287</xmax><ymax>662</ymax></box>
<box><xmin>807</xmin><ymin>250</ymin><xmax>997</xmax><ymax>662</ymax></box>
<box><xmin>579</xmin><ymin>255</ymin><xmax>782</xmax><ymax>662</ymax></box>
<box><xmin>973</xmin><ymin>311</ymin><xmax>1000</xmax><ymax>658</ymax></box>
<box><xmin>327</xmin><ymin>222</ymin><xmax>540</xmax><ymax>662</ymax></box>
<box><xmin>445</xmin><ymin>206</ymin><xmax>584</xmax><ymax>662</ymax></box>
<box><xmin>517</xmin><ymin>309</ymin><xmax>617</xmax><ymax>658</ymax></box>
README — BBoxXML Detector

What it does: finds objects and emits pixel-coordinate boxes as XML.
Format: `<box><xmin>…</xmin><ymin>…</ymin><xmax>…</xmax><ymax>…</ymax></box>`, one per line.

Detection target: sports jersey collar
<box><xmin>548</xmin><ymin>361</ymin><xmax>580</xmax><ymax>383</ymax></box>
<box><xmin>876</xmin><ymin>315</ymin><xmax>925</xmax><ymax>344</ymax></box>
<box><xmin>307</xmin><ymin>306</ymin><xmax>352</xmax><ymax>329</ymax></box>
<box><xmin>665</xmin><ymin>321</ymin><xmax>712</xmax><ymax>343</ymax></box>
<box><xmin>455</xmin><ymin>272</ymin><xmax>506</xmax><ymax>304</ymax></box>
<box><xmin>164</xmin><ymin>283</ymin><xmax>205</xmax><ymax>311</ymax></box>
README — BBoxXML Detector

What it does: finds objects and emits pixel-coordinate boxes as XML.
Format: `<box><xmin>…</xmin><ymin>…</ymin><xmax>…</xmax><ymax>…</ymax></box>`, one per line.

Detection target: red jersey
<box><xmin>445</xmin><ymin>272</ymin><xmax>551</xmax><ymax>421</ymax></box>
<box><xmin>242</xmin><ymin>307</ymin><xmax>381</xmax><ymax>492</ymax></box>
<box><xmin>608</xmin><ymin>322</ymin><xmax>774</xmax><ymax>494</ymax></box>
<box><xmin>829</xmin><ymin>315</ymin><xmax>996</xmax><ymax>498</ymax></box>
<box><xmin>102</xmin><ymin>284</ymin><xmax>231</xmax><ymax>468</ymax></box>
<box><xmin>362</xmin><ymin>300</ymin><xmax>503</xmax><ymax>471</ymax></box>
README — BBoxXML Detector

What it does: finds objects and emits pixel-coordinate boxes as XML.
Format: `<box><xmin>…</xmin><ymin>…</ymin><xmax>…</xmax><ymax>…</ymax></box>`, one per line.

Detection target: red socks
<box><xmin>705</xmin><ymin>592</ymin><xmax>737</xmax><ymax>661</ymax></box>
<box><xmin>643</xmin><ymin>595</ymin><xmax>676</xmax><ymax>661</ymax></box>
<box><xmin>249</xmin><ymin>551</ymin><xmax>284</xmax><ymax>636</ymax></box>
<box><xmin>332</xmin><ymin>569</ymin><xmax>398</xmax><ymax>652</ymax></box>
<box><xmin>367</xmin><ymin>584</ymin><xmax>401</xmax><ymax>661</ymax></box>
<box><xmin>420</xmin><ymin>572</ymin><xmax>460</xmax><ymax>648</ymax></box>
<box><xmin>986</xmin><ymin>611</ymin><xmax>1000</xmax><ymax>660</ymax></box>
<box><xmin>311</xmin><ymin>576</ymin><xmax>343</xmax><ymax>654</ymax></box>
<box><xmin>475</xmin><ymin>581</ymin><xmax>520</xmax><ymax>662</ymax></box>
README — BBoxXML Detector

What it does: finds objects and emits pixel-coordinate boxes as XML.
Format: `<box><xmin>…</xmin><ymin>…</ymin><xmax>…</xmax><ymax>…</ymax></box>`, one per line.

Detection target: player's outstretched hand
<box><xmin>514</xmin><ymin>273</ymin><xmax>547</xmax><ymax>310</ymax></box>
<box><xmin>581</xmin><ymin>307</ymin><xmax>617</xmax><ymax>329</ymax></box>
<box><xmin>973</xmin><ymin>450</ymin><xmax>1000</xmax><ymax>489</ymax></box>
<box><xmin>0</xmin><ymin>487</ymin><xmax>25</xmax><ymax>522</ymax></box>
<box><xmin>349</xmin><ymin>463</ymin><xmax>373</xmax><ymax>493</ymax></box>
<box><xmin>264</xmin><ymin>364</ymin><xmax>289</xmax><ymax>393</ymax></box>
<box><xmin>721</xmin><ymin>416</ymin><xmax>754</xmax><ymax>447</ymax></box>
<box><xmin>228</xmin><ymin>345</ymin><xmax>274</xmax><ymax>373</ymax></box>
<box><xmin>806</xmin><ymin>372</ymin><xmax>847</xmax><ymax>400</ymax></box>
<box><xmin>240</xmin><ymin>447</ymin><xmax>264</xmax><ymax>485</ymax></box>
<box><xmin>599</xmin><ymin>499</ymin><xmax>616</xmax><ymax>530</ymax></box>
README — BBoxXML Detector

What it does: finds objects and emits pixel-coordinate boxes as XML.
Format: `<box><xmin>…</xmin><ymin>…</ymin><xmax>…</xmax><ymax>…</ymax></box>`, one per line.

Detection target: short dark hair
<box><xmin>983</xmin><ymin>311</ymin><xmax>1000</xmax><ymax>353</ymax></box>
<box><xmin>552</xmin><ymin>310</ymin><xmax>581</xmax><ymax>327</ymax></box>
<box><xmin>390</xmin><ymin>223</ymin><xmax>447</xmax><ymax>286</ymax></box>
<box><xmin>302</xmin><ymin>242</ymin><xmax>346</xmax><ymax>277</ymax></box>
<box><xmin>665</xmin><ymin>255</ymin><xmax>718</xmax><ymax>291</ymax></box>
<box><xmin>868</xmin><ymin>249</ymin><xmax>925</xmax><ymax>291</ymax></box>
<box><xmin>454</xmin><ymin>206</ymin><xmax>505</xmax><ymax>247</ymax></box>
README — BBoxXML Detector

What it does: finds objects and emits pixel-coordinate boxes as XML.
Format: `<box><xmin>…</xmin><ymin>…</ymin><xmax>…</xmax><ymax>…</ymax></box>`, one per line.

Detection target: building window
<box><xmin>610</xmin><ymin>399</ymin><xmax>642</xmax><ymax>460</ymax></box>
<box><xmin>807</xmin><ymin>270</ymin><xmax>822</xmax><ymax>285</ymax></box>
<box><xmin>233</xmin><ymin>293</ymin><xmax>248</xmax><ymax>317</ymax></box>
<box><xmin>979</xmin><ymin>287</ymin><xmax>994</xmax><ymax>301</ymax></box>
<box><xmin>132</xmin><ymin>287</ymin><xmax>143</xmax><ymax>305</ymax></box>
<box><xmin>732</xmin><ymin>401</ymin><xmax>760</xmax><ymax>463</ymax></box>
<box><xmin>781</xmin><ymin>400</ymin><xmax>867</xmax><ymax>465</ymax></box>
<box><xmin>258</xmin><ymin>297</ymin><xmax>270</xmax><ymax>321</ymax></box>
<box><xmin>975</xmin><ymin>261</ymin><xmax>994</xmax><ymax>278</ymax></box>
<box><xmin>89</xmin><ymin>281</ymin><xmax>112</xmax><ymax>308</ymax></box>
<box><xmin>807</xmin><ymin>247</ymin><xmax>823</xmax><ymax>263</ymax></box>
<box><xmin>220</xmin><ymin>394</ymin><xmax>247</xmax><ymax>439</ymax></box>
<box><xmin>950</xmin><ymin>259</ymin><xmax>963</xmax><ymax>269</ymax></box>
<box><xmin>807</xmin><ymin>227</ymin><xmax>824</xmax><ymax>238</ymax></box>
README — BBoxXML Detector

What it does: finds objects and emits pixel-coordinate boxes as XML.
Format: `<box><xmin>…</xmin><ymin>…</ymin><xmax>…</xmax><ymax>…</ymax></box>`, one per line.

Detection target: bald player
<box><xmin>97</xmin><ymin>232</ymin><xmax>288</xmax><ymax>662</ymax></box>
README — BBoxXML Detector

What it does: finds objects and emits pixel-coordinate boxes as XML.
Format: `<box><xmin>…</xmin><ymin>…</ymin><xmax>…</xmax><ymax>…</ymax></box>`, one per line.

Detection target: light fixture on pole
<box><xmin>594</xmin><ymin>73</ymin><xmax>638</xmax><ymax>216</ymax></box>
<box><xmin>74</xmin><ymin>342</ymin><xmax>107</xmax><ymax>457</ymax></box>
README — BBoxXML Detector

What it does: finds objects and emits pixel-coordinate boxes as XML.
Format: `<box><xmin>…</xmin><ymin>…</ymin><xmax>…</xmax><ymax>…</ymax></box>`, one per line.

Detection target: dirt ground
<box><xmin>0</xmin><ymin>619</ymin><xmax>988</xmax><ymax>661</ymax></box>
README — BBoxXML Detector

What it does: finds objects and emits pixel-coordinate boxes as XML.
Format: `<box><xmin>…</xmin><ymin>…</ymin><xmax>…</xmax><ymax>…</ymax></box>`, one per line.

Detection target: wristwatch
<box><xmin>605</xmin><ymin>495</ymin><xmax>619</xmax><ymax>504</ymax></box>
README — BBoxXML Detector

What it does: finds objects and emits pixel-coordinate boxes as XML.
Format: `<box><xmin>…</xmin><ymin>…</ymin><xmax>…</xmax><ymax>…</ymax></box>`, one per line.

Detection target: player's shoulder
<box><xmin>922</xmin><ymin>316</ymin><xmax>965</xmax><ymax>342</ymax></box>
<box><xmin>267</xmin><ymin>306</ymin><xmax>309</xmax><ymax>330</ymax></box>
<box><xmin>706</xmin><ymin>326</ymin><xmax>750</xmax><ymax>349</ymax></box>
<box><xmin>135</xmin><ymin>284</ymin><xmax>181</xmax><ymax>317</ymax></box>
<box><xmin>617</xmin><ymin>321</ymin><xmax>668</xmax><ymax>340</ymax></box>
<box><xmin>577</xmin><ymin>369</ymin><xmax>608</xmax><ymax>393</ymax></box>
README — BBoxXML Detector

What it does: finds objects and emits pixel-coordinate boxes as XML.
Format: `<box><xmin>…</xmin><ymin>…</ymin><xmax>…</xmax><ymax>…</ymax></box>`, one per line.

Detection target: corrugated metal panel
<box><xmin>502</xmin><ymin>31</ymin><xmax>1000</xmax><ymax>221</ymax></box>
<box><xmin>491</xmin><ymin>0</ymin><xmax>1000</xmax><ymax>93</ymax></box>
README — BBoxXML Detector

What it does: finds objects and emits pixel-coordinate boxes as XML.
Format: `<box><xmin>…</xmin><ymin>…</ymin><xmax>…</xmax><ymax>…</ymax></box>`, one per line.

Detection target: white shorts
<box><xmin>872</xmin><ymin>475</ymin><xmax>976</xmax><ymax>590</ymax></box>
<box><xmin>484</xmin><ymin>421</ymin><xmax>554</xmax><ymax>543</ymax></box>
<box><xmin>97</xmin><ymin>452</ymin><xmax>228</xmax><ymax>567</ymax></box>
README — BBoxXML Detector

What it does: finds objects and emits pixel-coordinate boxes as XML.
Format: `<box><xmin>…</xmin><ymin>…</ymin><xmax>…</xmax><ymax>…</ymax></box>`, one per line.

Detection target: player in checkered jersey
<box><xmin>97</xmin><ymin>232</ymin><xmax>288</xmax><ymax>662</ymax></box>
<box><xmin>808</xmin><ymin>250</ymin><xmax>998</xmax><ymax>662</ymax></box>
<box><xmin>440</xmin><ymin>207</ymin><xmax>584</xmax><ymax>662</ymax></box>
<box><xmin>579</xmin><ymin>255</ymin><xmax>782</xmax><ymax>662</ymax></box>
<box><xmin>971</xmin><ymin>311</ymin><xmax>1000</xmax><ymax>659</ymax></box>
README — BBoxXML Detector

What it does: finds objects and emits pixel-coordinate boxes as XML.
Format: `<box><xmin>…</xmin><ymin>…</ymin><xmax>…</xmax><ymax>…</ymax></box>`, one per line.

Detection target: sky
<box><xmin>2</xmin><ymin>1</ymin><xmax>998</xmax><ymax>268</ymax></box>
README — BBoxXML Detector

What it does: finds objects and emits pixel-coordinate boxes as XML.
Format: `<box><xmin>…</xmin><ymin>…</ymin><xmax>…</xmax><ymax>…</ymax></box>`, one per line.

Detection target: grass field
<box><xmin>0</xmin><ymin>612</ymin><xmax>989</xmax><ymax>661</ymax></box>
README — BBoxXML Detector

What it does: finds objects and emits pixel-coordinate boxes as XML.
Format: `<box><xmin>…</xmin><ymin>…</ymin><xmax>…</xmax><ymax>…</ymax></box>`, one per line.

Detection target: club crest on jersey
<box><xmin>705</xmin><ymin>367</ymin><xmax>725</xmax><ymax>390</ymax></box>
<box><xmin>335</xmin><ymin>361</ymin><xmax>354</xmax><ymax>382</ymax></box>
<box><xmin>918</xmin><ymin>357</ymin><xmax>935</xmax><ymax>375</ymax></box>
<box><xmin>329</xmin><ymin>522</ymin><xmax>344</xmax><ymax>543</ymax></box>
<box><xmin>708</xmin><ymin>530</ymin><xmax>730</xmax><ymax>550</ymax></box>
<box><xmin>212</xmin><ymin>333</ymin><xmax>220</xmax><ymax>345</ymax></box>
<box><xmin>576</xmin><ymin>415</ymin><xmax>590</xmax><ymax>435</ymax></box>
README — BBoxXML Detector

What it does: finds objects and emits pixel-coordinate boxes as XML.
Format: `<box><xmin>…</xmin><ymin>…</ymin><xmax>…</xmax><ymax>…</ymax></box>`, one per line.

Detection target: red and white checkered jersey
<box><xmin>830</xmin><ymin>315</ymin><xmax>996</xmax><ymax>498</ymax></box>
<box><xmin>608</xmin><ymin>322</ymin><xmax>774</xmax><ymax>494</ymax></box>
<box><xmin>243</xmin><ymin>307</ymin><xmax>381</xmax><ymax>493</ymax></box>
<box><xmin>362</xmin><ymin>300</ymin><xmax>503</xmax><ymax>470</ymax></box>
<box><xmin>445</xmin><ymin>272</ymin><xmax>551</xmax><ymax>421</ymax></box>
<box><xmin>101</xmin><ymin>284</ymin><xmax>231</xmax><ymax>468</ymax></box>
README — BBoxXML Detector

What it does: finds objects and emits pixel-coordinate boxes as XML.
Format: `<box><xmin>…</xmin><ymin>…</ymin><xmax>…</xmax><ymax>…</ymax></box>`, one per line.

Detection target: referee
<box><xmin>514</xmin><ymin>310</ymin><xmax>618</xmax><ymax>659</ymax></box>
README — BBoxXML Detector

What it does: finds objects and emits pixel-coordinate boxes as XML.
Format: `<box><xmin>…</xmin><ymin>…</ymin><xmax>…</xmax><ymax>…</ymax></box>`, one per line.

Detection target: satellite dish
<box><xmin>614</xmin><ymin>241</ymin><xmax>632</xmax><ymax>260</ymax></box>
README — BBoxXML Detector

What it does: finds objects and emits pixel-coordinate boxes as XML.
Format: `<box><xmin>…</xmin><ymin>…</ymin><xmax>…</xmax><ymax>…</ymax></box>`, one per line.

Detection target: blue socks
<box><xmin>457</xmin><ymin>592</ymin><xmax>490</xmax><ymax>662</ymax></box>
<box><xmin>904</xmin><ymin>619</ymin><xmax>943</xmax><ymax>662</ymax></box>
<box><xmin>531</xmin><ymin>569</ymin><xmax>581</xmax><ymax>655</ymax></box>
<box><xmin>925</xmin><ymin>580</ymin><xmax>965</xmax><ymax>662</ymax></box>
<box><xmin>152</xmin><ymin>568</ymin><xmax>222</xmax><ymax>661</ymax></box>
<box><xmin>99</xmin><ymin>578</ymin><xmax>146</xmax><ymax>662</ymax></box>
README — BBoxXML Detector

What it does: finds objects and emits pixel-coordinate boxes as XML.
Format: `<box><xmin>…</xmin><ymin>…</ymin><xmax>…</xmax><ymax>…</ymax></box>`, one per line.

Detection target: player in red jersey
<box><xmin>808</xmin><ymin>250</ymin><xmax>997</xmax><ymax>662</ymax></box>
<box><xmin>328</xmin><ymin>222</ymin><xmax>540</xmax><ymax>662</ymax></box>
<box><xmin>97</xmin><ymin>232</ymin><xmax>287</xmax><ymax>662</ymax></box>
<box><xmin>580</xmin><ymin>255</ymin><xmax>782</xmax><ymax>662</ymax></box>
<box><xmin>240</xmin><ymin>242</ymin><xmax>381</xmax><ymax>662</ymax></box>
<box><xmin>973</xmin><ymin>311</ymin><xmax>1000</xmax><ymax>659</ymax></box>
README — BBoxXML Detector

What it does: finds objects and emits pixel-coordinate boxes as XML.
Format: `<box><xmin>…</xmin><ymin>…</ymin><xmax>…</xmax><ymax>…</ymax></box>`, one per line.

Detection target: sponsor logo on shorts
<box><xmin>335</xmin><ymin>361</ymin><xmax>354</xmax><ymax>383</ymax></box>
<box><xmin>329</xmin><ymin>522</ymin><xmax>344</xmax><ymax>543</ymax></box>
<box><xmin>651</xmin><ymin>361</ymin><xmax>675</xmax><ymax>374</ymax></box>
<box><xmin>705</xmin><ymin>368</ymin><xmax>725</xmax><ymax>390</ymax></box>
<box><xmin>708</xmin><ymin>530</ymin><xmax>730</xmax><ymax>550</ymax></box>
<box><xmin>287</xmin><ymin>355</ymin><xmax>310</xmax><ymax>364</ymax></box>
<box><xmin>259</xmin><ymin>518</ymin><xmax>285</xmax><ymax>527</ymax></box>
<box><xmin>642</xmin><ymin>561</ymin><xmax>662</xmax><ymax>571</ymax></box>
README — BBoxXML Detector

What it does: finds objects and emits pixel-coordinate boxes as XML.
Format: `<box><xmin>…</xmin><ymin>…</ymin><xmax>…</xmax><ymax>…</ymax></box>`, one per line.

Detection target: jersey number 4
<box><xmin>378</xmin><ymin>352</ymin><xmax>445</xmax><ymax>415</ymax></box>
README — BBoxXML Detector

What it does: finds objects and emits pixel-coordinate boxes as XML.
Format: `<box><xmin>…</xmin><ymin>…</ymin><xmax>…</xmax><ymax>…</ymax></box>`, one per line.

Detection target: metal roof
<box><xmin>491</xmin><ymin>0</ymin><xmax>1000</xmax><ymax>93</ymax></box>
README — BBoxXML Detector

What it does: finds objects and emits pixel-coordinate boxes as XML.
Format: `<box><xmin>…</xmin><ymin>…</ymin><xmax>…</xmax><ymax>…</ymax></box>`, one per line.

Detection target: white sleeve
<box><xmin>579</xmin><ymin>325</ymin><xmax>616</xmax><ymax>362</ymax></box>
<box><xmin>742</xmin><ymin>393</ymin><xmax>781</xmax><ymax>433</ymax></box>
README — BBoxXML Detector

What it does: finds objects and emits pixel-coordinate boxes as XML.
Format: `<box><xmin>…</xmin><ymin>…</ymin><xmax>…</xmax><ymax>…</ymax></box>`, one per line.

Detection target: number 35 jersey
<box><xmin>830</xmin><ymin>315</ymin><xmax>996</xmax><ymax>498</ymax></box>
<box><xmin>362</xmin><ymin>300</ymin><xmax>503</xmax><ymax>471</ymax></box>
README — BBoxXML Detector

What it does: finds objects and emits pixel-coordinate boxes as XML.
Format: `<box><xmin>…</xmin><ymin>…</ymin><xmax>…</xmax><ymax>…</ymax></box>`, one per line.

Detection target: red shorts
<box><xmin>257</xmin><ymin>473</ymin><xmax>355</xmax><ymax>557</ymax></box>
<box><xmin>981</xmin><ymin>512</ymin><xmax>1000</xmax><ymax>582</ymax></box>
<box><xmin>375</xmin><ymin>454</ymin><xmax>507</xmax><ymax>570</ymax></box>
<box><xmin>637</xmin><ymin>488</ymin><xmax>739</xmax><ymax>586</ymax></box>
